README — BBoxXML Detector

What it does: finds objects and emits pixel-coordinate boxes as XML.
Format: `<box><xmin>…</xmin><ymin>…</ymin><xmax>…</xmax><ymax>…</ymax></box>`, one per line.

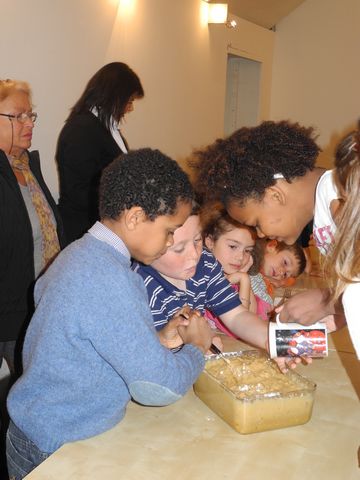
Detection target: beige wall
<box><xmin>1</xmin><ymin>0</ymin><xmax>120</xmax><ymax>196</ymax></box>
<box><xmin>0</xmin><ymin>0</ymin><xmax>274</xmax><ymax>198</ymax></box>
<box><xmin>271</xmin><ymin>0</ymin><xmax>360</xmax><ymax>168</ymax></box>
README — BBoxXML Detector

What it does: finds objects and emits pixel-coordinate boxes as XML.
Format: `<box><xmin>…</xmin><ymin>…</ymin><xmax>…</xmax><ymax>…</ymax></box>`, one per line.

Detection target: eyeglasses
<box><xmin>0</xmin><ymin>112</ymin><xmax>38</xmax><ymax>123</ymax></box>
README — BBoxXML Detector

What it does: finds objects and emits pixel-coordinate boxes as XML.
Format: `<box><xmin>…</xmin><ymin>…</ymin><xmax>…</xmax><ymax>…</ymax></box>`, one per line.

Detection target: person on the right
<box><xmin>191</xmin><ymin>120</ymin><xmax>344</xmax><ymax>328</ymax></box>
<box><xmin>325</xmin><ymin>127</ymin><xmax>360</xmax><ymax>358</ymax></box>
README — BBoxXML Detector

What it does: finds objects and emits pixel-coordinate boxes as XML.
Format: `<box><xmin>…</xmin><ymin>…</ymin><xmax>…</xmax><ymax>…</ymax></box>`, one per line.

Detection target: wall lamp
<box><xmin>203</xmin><ymin>2</ymin><xmax>237</xmax><ymax>28</ymax></box>
<box><xmin>207</xmin><ymin>3</ymin><xmax>228</xmax><ymax>24</ymax></box>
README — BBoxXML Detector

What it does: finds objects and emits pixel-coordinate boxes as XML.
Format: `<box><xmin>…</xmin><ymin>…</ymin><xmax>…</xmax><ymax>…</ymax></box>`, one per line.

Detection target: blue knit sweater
<box><xmin>7</xmin><ymin>233</ymin><xmax>204</xmax><ymax>453</ymax></box>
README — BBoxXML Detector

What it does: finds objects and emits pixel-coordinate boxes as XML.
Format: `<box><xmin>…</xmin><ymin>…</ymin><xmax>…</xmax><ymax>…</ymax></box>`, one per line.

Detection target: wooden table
<box><xmin>26</xmin><ymin>276</ymin><xmax>360</xmax><ymax>480</ymax></box>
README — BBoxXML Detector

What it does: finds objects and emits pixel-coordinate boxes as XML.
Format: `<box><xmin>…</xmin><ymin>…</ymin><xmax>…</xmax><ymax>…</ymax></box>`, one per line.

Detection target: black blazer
<box><xmin>0</xmin><ymin>149</ymin><xmax>65</xmax><ymax>341</ymax></box>
<box><xmin>56</xmin><ymin>112</ymin><xmax>124</xmax><ymax>244</ymax></box>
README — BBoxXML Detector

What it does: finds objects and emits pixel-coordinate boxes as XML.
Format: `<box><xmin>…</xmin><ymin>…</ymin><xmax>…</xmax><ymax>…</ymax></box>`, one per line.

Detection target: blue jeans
<box><xmin>6</xmin><ymin>420</ymin><xmax>50</xmax><ymax>480</ymax></box>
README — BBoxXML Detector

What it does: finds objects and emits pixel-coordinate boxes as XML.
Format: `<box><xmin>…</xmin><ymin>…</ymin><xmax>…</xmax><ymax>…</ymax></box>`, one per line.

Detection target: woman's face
<box><xmin>0</xmin><ymin>91</ymin><xmax>34</xmax><ymax>157</ymax></box>
<box><xmin>124</xmin><ymin>95</ymin><xmax>138</xmax><ymax>115</ymax></box>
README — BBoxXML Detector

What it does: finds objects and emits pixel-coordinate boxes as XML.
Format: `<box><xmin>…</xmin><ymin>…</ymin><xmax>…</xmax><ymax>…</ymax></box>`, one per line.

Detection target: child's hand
<box><xmin>174</xmin><ymin>304</ymin><xmax>193</xmax><ymax>320</ymax></box>
<box><xmin>239</xmin><ymin>254</ymin><xmax>253</xmax><ymax>273</ymax></box>
<box><xmin>265</xmin><ymin>324</ymin><xmax>313</xmax><ymax>373</ymax></box>
<box><xmin>276</xmin><ymin>289</ymin><xmax>333</xmax><ymax>325</ymax></box>
<box><xmin>206</xmin><ymin>335</ymin><xmax>223</xmax><ymax>355</ymax></box>
<box><xmin>273</xmin><ymin>355</ymin><xmax>312</xmax><ymax>374</ymax></box>
<box><xmin>226</xmin><ymin>271</ymin><xmax>250</xmax><ymax>285</ymax></box>
<box><xmin>157</xmin><ymin>310</ymin><xmax>190</xmax><ymax>349</ymax></box>
<box><xmin>178</xmin><ymin>312</ymin><xmax>213</xmax><ymax>354</ymax></box>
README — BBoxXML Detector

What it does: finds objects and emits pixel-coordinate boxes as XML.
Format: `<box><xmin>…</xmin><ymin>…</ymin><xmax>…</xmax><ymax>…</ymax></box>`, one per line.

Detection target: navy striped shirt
<box><xmin>135</xmin><ymin>249</ymin><xmax>241</xmax><ymax>330</ymax></box>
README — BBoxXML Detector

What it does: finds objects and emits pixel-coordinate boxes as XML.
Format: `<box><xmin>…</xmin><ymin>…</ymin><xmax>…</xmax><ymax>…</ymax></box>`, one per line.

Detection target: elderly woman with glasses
<box><xmin>0</xmin><ymin>79</ymin><xmax>65</xmax><ymax>379</ymax></box>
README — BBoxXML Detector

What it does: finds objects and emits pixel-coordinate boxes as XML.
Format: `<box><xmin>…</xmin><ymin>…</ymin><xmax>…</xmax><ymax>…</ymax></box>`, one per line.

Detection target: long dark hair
<box><xmin>68</xmin><ymin>62</ymin><xmax>144</xmax><ymax>129</ymax></box>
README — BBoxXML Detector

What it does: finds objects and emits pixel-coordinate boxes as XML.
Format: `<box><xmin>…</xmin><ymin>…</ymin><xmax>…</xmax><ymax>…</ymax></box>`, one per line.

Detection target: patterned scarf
<box><xmin>10</xmin><ymin>152</ymin><xmax>60</xmax><ymax>269</ymax></box>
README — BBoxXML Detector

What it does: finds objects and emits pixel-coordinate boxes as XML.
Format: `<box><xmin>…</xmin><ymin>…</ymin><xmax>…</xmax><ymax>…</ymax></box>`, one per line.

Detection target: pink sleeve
<box><xmin>255</xmin><ymin>296</ymin><xmax>272</xmax><ymax>321</ymax></box>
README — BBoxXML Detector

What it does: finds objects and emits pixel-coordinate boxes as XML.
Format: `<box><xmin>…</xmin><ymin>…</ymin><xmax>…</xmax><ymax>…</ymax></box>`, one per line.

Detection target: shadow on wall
<box><xmin>317</xmin><ymin>121</ymin><xmax>358</xmax><ymax>169</ymax></box>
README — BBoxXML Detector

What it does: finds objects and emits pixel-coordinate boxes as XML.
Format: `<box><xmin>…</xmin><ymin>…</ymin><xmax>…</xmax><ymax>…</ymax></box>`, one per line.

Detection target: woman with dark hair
<box><xmin>56</xmin><ymin>62</ymin><xmax>144</xmax><ymax>243</ymax></box>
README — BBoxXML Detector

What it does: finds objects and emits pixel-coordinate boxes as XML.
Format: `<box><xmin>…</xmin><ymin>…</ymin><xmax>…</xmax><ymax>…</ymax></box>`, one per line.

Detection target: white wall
<box><xmin>270</xmin><ymin>0</ymin><xmax>360</xmax><ymax>168</ymax></box>
<box><xmin>1</xmin><ymin>0</ymin><xmax>120</xmax><ymax>195</ymax></box>
<box><xmin>1</xmin><ymin>0</ymin><xmax>274</xmax><ymax>195</ymax></box>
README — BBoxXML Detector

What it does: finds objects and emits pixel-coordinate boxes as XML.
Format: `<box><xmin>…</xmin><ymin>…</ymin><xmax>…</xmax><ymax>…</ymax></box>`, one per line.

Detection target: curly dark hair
<box><xmin>191</xmin><ymin>120</ymin><xmax>320</xmax><ymax>206</ymax></box>
<box><xmin>99</xmin><ymin>148</ymin><xmax>193</xmax><ymax>220</ymax></box>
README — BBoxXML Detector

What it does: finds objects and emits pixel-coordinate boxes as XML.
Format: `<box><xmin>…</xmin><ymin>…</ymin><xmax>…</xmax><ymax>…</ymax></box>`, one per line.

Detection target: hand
<box><xmin>178</xmin><ymin>313</ymin><xmax>213</xmax><ymax>354</ymax></box>
<box><xmin>239</xmin><ymin>254</ymin><xmax>253</xmax><ymax>273</ymax></box>
<box><xmin>226</xmin><ymin>271</ymin><xmax>250</xmax><ymax>285</ymax></box>
<box><xmin>206</xmin><ymin>335</ymin><xmax>223</xmax><ymax>355</ymax></box>
<box><xmin>273</xmin><ymin>355</ymin><xmax>312</xmax><ymax>374</ymax></box>
<box><xmin>265</xmin><ymin>337</ymin><xmax>312</xmax><ymax>373</ymax></box>
<box><xmin>157</xmin><ymin>310</ymin><xmax>190</xmax><ymax>349</ymax></box>
<box><xmin>277</xmin><ymin>288</ymin><xmax>335</xmax><ymax>325</ymax></box>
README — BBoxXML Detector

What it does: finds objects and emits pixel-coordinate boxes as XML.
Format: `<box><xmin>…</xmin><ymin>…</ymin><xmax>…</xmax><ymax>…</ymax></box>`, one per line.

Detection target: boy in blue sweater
<box><xmin>6</xmin><ymin>149</ymin><xmax>212</xmax><ymax>479</ymax></box>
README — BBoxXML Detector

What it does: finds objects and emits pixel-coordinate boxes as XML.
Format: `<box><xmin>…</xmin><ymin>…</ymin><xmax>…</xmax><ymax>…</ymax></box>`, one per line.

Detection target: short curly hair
<box><xmin>99</xmin><ymin>148</ymin><xmax>193</xmax><ymax>220</ymax></box>
<box><xmin>191</xmin><ymin>120</ymin><xmax>320</xmax><ymax>206</ymax></box>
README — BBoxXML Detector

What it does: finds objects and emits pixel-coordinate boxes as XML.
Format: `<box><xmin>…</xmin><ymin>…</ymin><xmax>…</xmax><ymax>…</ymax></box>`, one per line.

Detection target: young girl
<box><xmin>202</xmin><ymin>205</ymin><xmax>306</xmax><ymax>330</ymax></box>
<box><xmin>326</xmin><ymin>127</ymin><xmax>360</xmax><ymax>359</ymax></box>
<box><xmin>201</xmin><ymin>206</ymin><xmax>258</xmax><ymax>333</ymax></box>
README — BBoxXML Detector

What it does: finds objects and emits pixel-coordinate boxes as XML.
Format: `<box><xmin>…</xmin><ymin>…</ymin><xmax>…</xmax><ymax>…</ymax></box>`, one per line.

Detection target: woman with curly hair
<box><xmin>191</xmin><ymin>120</ymin><xmax>344</xmax><ymax>328</ymax></box>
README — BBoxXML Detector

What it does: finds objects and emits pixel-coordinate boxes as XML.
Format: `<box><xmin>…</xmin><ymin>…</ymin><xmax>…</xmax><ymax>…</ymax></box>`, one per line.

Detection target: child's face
<box><xmin>205</xmin><ymin>228</ymin><xmax>254</xmax><ymax>275</ymax></box>
<box><xmin>151</xmin><ymin>215</ymin><xmax>203</xmax><ymax>280</ymax></box>
<box><xmin>227</xmin><ymin>193</ymin><xmax>305</xmax><ymax>245</ymax></box>
<box><xmin>130</xmin><ymin>202</ymin><xmax>192</xmax><ymax>265</ymax></box>
<box><xmin>262</xmin><ymin>246</ymin><xmax>299</xmax><ymax>280</ymax></box>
